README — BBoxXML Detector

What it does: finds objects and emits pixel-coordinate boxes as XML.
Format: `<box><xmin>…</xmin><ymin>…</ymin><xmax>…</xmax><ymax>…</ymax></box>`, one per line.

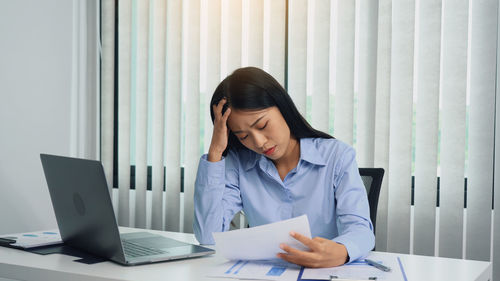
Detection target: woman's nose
<box><xmin>253</xmin><ymin>133</ymin><xmax>267</xmax><ymax>149</ymax></box>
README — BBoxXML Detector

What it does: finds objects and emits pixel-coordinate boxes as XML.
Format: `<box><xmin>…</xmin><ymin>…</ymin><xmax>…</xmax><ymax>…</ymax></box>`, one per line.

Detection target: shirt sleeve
<box><xmin>193</xmin><ymin>151</ymin><xmax>242</xmax><ymax>245</ymax></box>
<box><xmin>331</xmin><ymin>146</ymin><xmax>375</xmax><ymax>263</ymax></box>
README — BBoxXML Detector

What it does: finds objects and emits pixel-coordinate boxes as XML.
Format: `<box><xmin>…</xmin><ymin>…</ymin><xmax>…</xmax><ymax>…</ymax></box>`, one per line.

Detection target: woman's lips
<box><xmin>264</xmin><ymin>146</ymin><xmax>276</xmax><ymax>156</ymax></box>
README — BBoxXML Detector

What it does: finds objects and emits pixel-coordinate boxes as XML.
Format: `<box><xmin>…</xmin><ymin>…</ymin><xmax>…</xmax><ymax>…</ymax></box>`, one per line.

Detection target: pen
<box><xmin>365</xmin><ymin>258</ymin><xmax>392</xmax><ymax>272</ymax></box>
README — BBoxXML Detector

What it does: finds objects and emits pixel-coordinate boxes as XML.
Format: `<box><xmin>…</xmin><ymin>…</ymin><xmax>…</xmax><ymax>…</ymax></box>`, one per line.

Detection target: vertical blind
<box><xmin>101</xmin><ymin>0</ymin><xmax>500</xmax><ymax>278</ymax></box>
<box><xmin>438</xmin><ymin>0</ymin><xmax>469</xmax><ymax>260</ymax></box>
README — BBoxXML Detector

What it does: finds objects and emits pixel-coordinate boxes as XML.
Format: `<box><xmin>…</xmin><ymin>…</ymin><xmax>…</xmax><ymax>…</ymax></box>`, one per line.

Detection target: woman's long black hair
<box><xmin>210</xmin><ymin>67</ymin><xmax>333</xmax><ymax>156</ymax></box>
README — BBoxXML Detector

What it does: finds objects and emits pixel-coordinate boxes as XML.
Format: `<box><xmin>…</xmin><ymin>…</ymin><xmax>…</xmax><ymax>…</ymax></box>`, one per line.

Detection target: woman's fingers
<box><xmin>289</xmin><ymin>231</ymin><xmax>320</xmax><ymax>252</ymax></box>
<box><xmin>276</xmin><ymin>233</ymin><xmax>318</xmax><ymax>267</ymax></box>
<box><xmin>278</xmin><ymin>251</ymin><xmax>316</xmax><ymax>267</ymax></box>
<box><xmin>278</xmin><ymin>243</ymin><xmax>319</xmax><ymax>268</ymax></box>
<box><xmin>279</xmin><ymin>243</ymin><xmax>311</xmax><ymax>256</ymax></box>
<box><xmin>212</xmin><ymin>104</ymin><xmax>219</xmax><ymax>118</ymax></box>
<box><xmin>208</xmin><ymin>98</ymin><xmax>230</xmax><ymax>161</ymax></box>
<box><xmin>222</xmin><ymin>106</ymin><xmax>231</xmax><ymax>121</ymax></box>
<box><xmin>214</xmin><ymin>98</ymin><xmax>227</xmax><ymax>119</ymax></box>
<box><xmin>213</xmin><ymin>99</ymin><xmax>230</xmax><ymax>127</ymax></box>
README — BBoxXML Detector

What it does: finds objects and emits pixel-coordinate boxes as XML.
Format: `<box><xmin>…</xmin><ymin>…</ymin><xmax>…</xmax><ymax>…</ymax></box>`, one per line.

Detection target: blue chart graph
<box><xmin>225</xmin><ymin>260</ymin><xmax>250</xmax><ymax>274</ymax></box>
<box><xmin>223</xmin><ymin>260</ymin><xmax>291</xmax><ymax>278</ymax></box>
<box><xmin>266</xmin><ymin>266</ymin><xmax>287</xmax><ymax>276</ymax></box>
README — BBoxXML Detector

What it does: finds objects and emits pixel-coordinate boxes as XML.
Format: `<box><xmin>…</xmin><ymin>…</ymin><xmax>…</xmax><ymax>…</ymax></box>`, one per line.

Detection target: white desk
<box><xmin>0</xmin><ymin>227</ymin><xmax>492</xmax><ymax>281</ymax></box>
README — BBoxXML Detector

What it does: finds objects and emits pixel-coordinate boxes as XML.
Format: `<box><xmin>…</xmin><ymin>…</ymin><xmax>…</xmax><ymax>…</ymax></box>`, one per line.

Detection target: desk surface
<box><xmin>0</xmin><ymin>227</ymin><xmax>492</xmax><ymax>281</ymax></box>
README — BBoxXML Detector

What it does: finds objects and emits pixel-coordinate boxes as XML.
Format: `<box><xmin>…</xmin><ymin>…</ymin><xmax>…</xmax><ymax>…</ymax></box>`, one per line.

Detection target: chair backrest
<box><xmin>359</xmin><ymin>168</ymin><xmax>385</xmax><ymax>233</ymax></box>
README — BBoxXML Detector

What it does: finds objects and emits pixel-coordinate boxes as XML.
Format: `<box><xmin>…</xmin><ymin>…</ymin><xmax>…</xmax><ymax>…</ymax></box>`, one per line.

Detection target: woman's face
<box><xmin>227</xmin><ymin>106</ymin><xmax>295</xmax><ymax>161</ymax></box>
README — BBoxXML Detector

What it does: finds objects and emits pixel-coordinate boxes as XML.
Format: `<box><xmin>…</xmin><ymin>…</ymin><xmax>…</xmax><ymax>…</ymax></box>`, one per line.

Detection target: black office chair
<box><xmin>358</xmin><ymin>168</ymin><xmax>385</xmax><ymax>233</ymax></box>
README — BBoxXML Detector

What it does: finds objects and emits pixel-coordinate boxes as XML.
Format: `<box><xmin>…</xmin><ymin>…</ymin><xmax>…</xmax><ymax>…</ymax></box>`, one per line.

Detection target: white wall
<box><xmin>0</xmin><ymin>0</ymin><xmax>75</xmax><ymax>234</ymax></box>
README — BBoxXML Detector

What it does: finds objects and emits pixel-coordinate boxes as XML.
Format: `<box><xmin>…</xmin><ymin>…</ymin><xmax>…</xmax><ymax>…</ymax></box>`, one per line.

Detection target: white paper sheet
<box><xmin>207</xmin><ymin>259</ymin><xmax>301</xmax><ymax>281</ymax></box>
<box><xmin>301</xmin><ymin>259</ymin><xmax>398</xmax><ymax>280</ymax></box>
<box><xmin>213</xmin><ymin>215</ymin><xmax>312</xmax><ymax>260</ymax></box>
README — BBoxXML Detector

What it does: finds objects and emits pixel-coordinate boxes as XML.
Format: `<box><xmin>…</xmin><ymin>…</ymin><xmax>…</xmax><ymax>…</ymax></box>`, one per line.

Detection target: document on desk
<box><xmin>0</xmin><ymin>229</ymin><xmax>62</xmax><ymax>249</ymax></box>
<box><xmin>208</xmin><ymin>259</ymin><xmax>301</xmax><ymax>281</ymax></box>
<box><xmin>212</xmin><ymin>215</ymin><xmax>311</xmax><ymax>260</ymax></box>
<box><xmin>301</xmin><ymin>259</ymin><xmax>397</xmax><ymax>280</ymax></box>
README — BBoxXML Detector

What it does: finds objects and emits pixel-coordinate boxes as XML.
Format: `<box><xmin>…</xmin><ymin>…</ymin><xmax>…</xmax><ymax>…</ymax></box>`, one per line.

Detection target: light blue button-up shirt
<box><xmin>193</xmin><ymin>137</ymin><xmax>375</xmax><ymax>262</ymax></box>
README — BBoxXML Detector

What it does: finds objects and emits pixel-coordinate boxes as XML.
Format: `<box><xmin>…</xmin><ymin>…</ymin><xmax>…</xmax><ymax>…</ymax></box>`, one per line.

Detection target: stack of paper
<box><xmin>0</xmin><ymin>230</ymin><xmax>62</xmax><ymax>249</ymax></box>
<box><xmin>208</xmin><ymin>216</ymin><xmax>403</xmax><ymax>280</ymax></box>
<box><xmin>209</xmin><ymin>216</ymin><xmax>310</xmax><ymax>280</ymax></box>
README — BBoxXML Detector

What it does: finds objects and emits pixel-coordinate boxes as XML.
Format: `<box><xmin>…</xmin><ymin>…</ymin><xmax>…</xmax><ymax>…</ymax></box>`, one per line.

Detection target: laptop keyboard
<box><xmin>122</xmin><ymin>240</ymin><xmax>167</xmax><ymax>258</ymax></box>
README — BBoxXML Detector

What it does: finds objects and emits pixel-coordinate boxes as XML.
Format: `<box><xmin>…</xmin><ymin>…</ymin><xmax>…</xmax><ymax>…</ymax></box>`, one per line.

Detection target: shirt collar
<box><xmin>243</xmin><ymin>149</ymin><xmax>260</xmax><ymax>171</ymax></box>
<box><xmin>242</xmin><ymin>138</ymin><xmax>327</xmax><ymax>171</ymax></box>
<box><xmin>298</xmin><ymin>138</ymin><xmax>328</xmax><ymax>166</ymax></box>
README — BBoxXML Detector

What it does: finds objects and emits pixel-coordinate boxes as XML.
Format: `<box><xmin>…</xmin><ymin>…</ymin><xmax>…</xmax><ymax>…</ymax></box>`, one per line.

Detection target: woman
<box><xmin>193</xmin><ymin>67</ymin><xmax>374</xmax><ymax>268</ymax></box>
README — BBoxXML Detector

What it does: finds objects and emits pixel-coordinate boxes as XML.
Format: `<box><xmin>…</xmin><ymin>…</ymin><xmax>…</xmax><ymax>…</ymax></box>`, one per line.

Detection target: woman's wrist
<box><xmin>207</xmin><ymin>149</ymin><xmax>223</xmax><ymax>162</ymax></box>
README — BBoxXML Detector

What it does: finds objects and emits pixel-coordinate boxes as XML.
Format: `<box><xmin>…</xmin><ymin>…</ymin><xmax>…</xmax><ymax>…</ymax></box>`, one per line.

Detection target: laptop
<box><xmin>40</xmin><ymin>153</ymin><xmax>215</xmax><ymax>266</ymax></box>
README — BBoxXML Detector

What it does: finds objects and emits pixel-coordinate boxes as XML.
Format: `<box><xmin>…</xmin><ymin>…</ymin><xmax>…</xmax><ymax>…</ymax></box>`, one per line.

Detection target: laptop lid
<box><xmin>40</xmin><ymin>154</ymin><xmax>126</xmax><ymax>263</ymax></box>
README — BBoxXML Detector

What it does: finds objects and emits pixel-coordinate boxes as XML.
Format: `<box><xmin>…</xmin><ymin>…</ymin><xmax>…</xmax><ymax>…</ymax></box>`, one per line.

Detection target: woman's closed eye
<box><xmin>238</xmin><ymin>122</ymin><xmax>267</xmax><ymax>140</ymax></box>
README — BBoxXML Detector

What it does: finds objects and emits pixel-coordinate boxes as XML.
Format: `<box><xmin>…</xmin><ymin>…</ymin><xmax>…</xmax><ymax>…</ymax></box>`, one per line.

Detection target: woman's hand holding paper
<box><xmin>277</xmin><ymin>231</ymin><xmax>348</xmax><ymax>268</ymax></box>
